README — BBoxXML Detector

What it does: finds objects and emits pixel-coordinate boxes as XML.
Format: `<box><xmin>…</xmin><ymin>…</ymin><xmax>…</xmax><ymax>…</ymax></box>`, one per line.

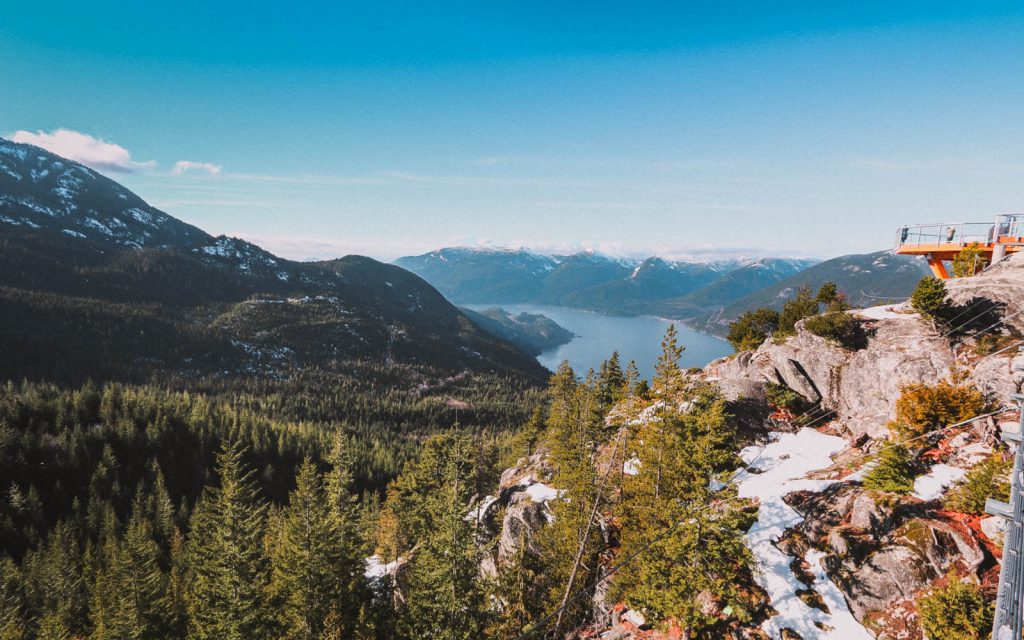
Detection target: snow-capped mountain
<box><xmin>395</xmin><ymin>247</ymin><xmax>820</xmax><ymax>316</ymax></box>
<box><xmin>0</xmin><ymin>138</ymin><xmax>210</xmax><ymax>249</ymax></box>
<box><xmin>0</xmin><ymin>138</ymin><xmax>548</xmax><ymax>383</ymax></box>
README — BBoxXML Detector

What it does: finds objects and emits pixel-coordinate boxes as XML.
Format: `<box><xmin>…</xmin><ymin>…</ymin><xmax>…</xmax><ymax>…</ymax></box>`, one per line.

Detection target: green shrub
<box><xmin>862</xmin><ymin>442</ymin><xmax>918</xmax><ymax>494</ymax></box>
<box><xmin>943</xmin><ymin>454</ymin><xmax>1011</xmax><ymax>515</ymax></box>
<box><xmin>917</xmin><ymin>579</ymin><xmax>992</xmax><ymax>640</ymax></box>
<box><xmin>764</xmin><ymin>382</ymin><xmax>804</xmax><ymax>412</ymax></box>
<box><xmin>911</xmin><ymin>277</ymin><xmax>950</xmax><ymax>320</ymax></box>
<box><xmin>727</xmin><ymin>308</ymin><xmax>780</xmax><ymax>352</ymax></box>
<box><xmin>952</xmin><ymin>243</ymin><xmax>988</xmax><ymax>278</ymax></box>
<box><xmin>804</xmin><ymin>311</ymin><xmax>867</xmax><ymax>350</ymax></box>
<box><xmin>893</xmin><ymin>382</ymin><xmax>987</xmax><ymax>438</ymax></box>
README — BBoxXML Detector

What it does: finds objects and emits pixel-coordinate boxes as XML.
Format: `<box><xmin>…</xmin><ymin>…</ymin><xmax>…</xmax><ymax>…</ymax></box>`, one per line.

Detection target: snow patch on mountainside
<box><xmin>735</xmin><ymin>429</ymin><xmax>871</xmax><ymax>639</ymax></box>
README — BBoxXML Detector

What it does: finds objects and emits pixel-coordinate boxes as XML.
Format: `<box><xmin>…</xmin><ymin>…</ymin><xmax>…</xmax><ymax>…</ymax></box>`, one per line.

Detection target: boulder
<box><xmin>849</xmin><ymin>492</ymin><xmax>894</xmax><ymax>534</ymax></box>
<box><xmin>970</xmin><ymin>350</ymin><xmax>1024</xmax><ymax>408</ymax></box>
<box><xmin>840</xmin><ymin>517</ymin><xmax>985</xmax><ymax>622</ymax></box>
<box><xmin>621</xmin><ymin>608</ymin><xmax>646</xmax><ymax>628</ymax></box>
<box><xmin>704</xmin><ymin>350</ymin><xmax>768</xmax><ymax>402</ymax></box>
<box><xmin>496</xmin><ymin>493</ymin><xmax>548</xmax><ymax>567</ymax></box>
<box><xmin>946</xmin><ymin>252</ymin><xmax>1024</xmax><ymax>334</ymax></box>
<box><xmin>981</xmin><ymin>515</ymin><xmax>1006</xmax><ymax>548</ymax></box>
<box><xmin>843</xmin><ymin>545</ymin><xmax>934</xmax><ymax>620</ymax></box>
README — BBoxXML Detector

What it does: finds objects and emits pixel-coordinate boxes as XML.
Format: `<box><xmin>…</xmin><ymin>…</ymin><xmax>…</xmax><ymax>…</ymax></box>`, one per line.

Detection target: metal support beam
<box><xmin>926</xmin><ymin>253</ymin><xmax>950</xmax><ymax>279</ymax></box>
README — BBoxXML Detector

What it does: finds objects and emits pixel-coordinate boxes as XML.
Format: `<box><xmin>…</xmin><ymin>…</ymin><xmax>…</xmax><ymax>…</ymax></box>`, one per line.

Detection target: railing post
<box><xmin>992</xmin><ymin>352</ymin><xmax>1024</xmax><ymax>639</ymax></box>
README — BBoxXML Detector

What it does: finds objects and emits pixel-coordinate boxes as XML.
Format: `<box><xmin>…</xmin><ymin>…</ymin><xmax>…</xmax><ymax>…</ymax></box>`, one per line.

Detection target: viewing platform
<box><xmin>895</xmin><ymin>213</ymin><xmax>1024</xmax><ymax>278</ymax></box>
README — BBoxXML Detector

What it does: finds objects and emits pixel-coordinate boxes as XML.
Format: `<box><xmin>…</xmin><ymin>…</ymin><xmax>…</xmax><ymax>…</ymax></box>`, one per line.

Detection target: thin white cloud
<box><xmin>172</xmin><ymin>160</ymin><xmax>222</xmax><ymax>176</ymax></box>
<box><xmin>9</xmin><ymin>128</ymin><xmax>156</xmax><ymax>173</ymax></box>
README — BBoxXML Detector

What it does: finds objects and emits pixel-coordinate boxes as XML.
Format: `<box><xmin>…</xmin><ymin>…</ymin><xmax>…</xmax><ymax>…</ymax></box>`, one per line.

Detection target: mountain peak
<box><xmin>0</xmin><ymin>137</ymin><xmax>210</xmax><ymax>249</ymax></box>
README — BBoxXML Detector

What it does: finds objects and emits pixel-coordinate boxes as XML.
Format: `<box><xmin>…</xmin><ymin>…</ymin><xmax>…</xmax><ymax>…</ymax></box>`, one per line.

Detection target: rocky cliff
<box><xmin>477</xmin><ymin>255</ymin><xmax>1023</xmax><ymax>639</ymax></box>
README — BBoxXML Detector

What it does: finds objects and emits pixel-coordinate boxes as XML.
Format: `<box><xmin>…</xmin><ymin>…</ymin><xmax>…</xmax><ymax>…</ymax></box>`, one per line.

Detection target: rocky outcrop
<box><xmin>707</xmin><ymin>313</ymin><xmax>955</xmax><ymax>439</ymax></box>
<box><xmin>970</xmin><ymin>348</ymin><xmax>1024</xmax><ymax>407</ymax></box>
<box><xmin>785</xmin><ymin>484</ymin><xmax>989</xmax><ymax>631</ymax></box>
<box><xmin>946</xmin><ymin>252</ymin><xmax>1024</xmax><ymax>333</ymax></box>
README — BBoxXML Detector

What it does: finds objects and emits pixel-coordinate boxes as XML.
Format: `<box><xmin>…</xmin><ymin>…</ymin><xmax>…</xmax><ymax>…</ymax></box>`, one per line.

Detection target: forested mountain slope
<box><xmin>0</xmin><ymin>138</ymin><xmax>547</xmax><ymax>385</ymax></box>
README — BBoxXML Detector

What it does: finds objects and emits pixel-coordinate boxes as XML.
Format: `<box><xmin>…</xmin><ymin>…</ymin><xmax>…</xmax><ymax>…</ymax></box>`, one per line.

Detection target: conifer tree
<box><xmin>0</xmin><ymin>556</ymin><xmax>28</xmax><ymax>640</ymax></box>
<box><xmin>535</xmin><ymin>365</ymin><xmax>606</xmax><ymax>633</ymax></box>
<box><xmin>398</xmin><ymin>433</ymin><xmax>489</xmax><ymax>640</ymax></box>
<box><xmin>269</xmin><ymin>459</ymin><xmax>347</xmax><ymax>640</ymax></box>
<box><xmin>624</xmin><ymin>360</ymin><xmax>640</xmax><ymax>397</ymax></box>
<box><xmin>944</xmin><ymin>454</ymin><xmax>1011</xmax><ymax>515</ymax></box>
<box><xmin>653</xmin><ymin>325</ymin><xmax>685</xmax><ymax>397</ymax></box>
<box><xmin>597</xmin><ymin>352</ymin><xmax>626</xmax><ymax>409</ymax></box>
<box><xmin>184</xmin><ymin>442</ymin><xmax>273</xmax><ymax>640</ymax></box>
<box><xmin>863</xmin><ymin>442</ymin><xmax>918</xmax><ymax>494</ymax></box>
<box><xmin>489</xmin><ymin>534</ymin><xmax>545</xmax><ymax>638</ymax></box>
<box><xmin>323</xmin><ymin>434</ymin><xmax>367</xmax><ymax>637</ymax></box>
<box><xmin>23</xmin><ymin>522</ymin><xmax>87</xmax><ymax>640</ymax></box>
<box><xmin>104</xmin><ymin>511</ymin><xmax>171</xmax><ymax>639</ymax></box>
<box><xmin>614</xmin><ymin>388</ymin><xmax>749</xmax><ymax>632</ymax></box>
<box><xmin>777</xmin><ymin>285</ymin><xmax>819</xmax><ymax>336</ymax></box>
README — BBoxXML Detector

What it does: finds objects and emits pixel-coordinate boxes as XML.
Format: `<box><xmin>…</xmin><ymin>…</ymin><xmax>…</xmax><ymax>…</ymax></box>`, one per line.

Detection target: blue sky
<box><xmin>2</xmin><ymin>1</ymin><xmax>1023</xmax><ymax>260</ymax></box>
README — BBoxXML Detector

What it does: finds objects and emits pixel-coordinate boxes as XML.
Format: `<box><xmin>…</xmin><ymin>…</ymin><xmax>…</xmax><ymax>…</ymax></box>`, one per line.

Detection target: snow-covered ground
<box><xmin>734</xmin><ymin>429</ymin><xmax>872</xmax><ymax>639</ymax></box>
<box><xmin>854</xmin><ymin>303</ymin><xmax>917</xmax><ymax>320</ymax></box>
<box><xmin>912</xmin><ymin>464</ymin><xmax>967</xmax><ymax>501</ymax></box>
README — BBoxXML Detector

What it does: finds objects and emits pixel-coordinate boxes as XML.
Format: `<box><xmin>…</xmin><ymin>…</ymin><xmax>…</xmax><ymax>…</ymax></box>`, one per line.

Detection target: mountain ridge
<box><xmin>0</xmin><ymin>137</ymin><xmax>548</xmax><ymax>384</ymax></box>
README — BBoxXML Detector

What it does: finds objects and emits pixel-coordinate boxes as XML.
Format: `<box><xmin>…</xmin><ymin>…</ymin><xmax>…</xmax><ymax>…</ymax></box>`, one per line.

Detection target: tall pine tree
<box><xmin>184</xmin><ymin>442</ymin><xmax>273</xmax><ymax>640</ymax></box>
<box><xmin>398</xmin><ymin>433</ymin><xmax>489</xmax><ymax>640</ymax></box>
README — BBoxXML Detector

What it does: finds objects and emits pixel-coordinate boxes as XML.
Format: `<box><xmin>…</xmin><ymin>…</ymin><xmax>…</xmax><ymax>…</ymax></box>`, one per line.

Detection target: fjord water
<box><xmin>467</xmin><ymin>304</ymin><xmax>731</xmax><ymax>380</ymax></box>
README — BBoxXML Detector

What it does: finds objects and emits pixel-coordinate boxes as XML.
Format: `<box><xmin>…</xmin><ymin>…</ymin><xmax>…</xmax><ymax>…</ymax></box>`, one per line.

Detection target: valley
<box><xmin>465</xmin><ymin>303</ymin><xmax>732</xmax><ymax>379</ymax></box>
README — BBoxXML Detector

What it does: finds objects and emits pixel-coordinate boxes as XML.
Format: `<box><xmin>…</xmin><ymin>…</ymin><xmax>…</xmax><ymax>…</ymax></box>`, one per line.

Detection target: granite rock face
<box><xmin>946</xmin><ymin>251</ymin><xmax>1024</xmax><ymax>333</ymax></box>
<box><xmin>707</xmin><ymin>314</ymin><xmax>955</xmax><ymax>439</ymax></box>
<box><xmin>788</xmin><ymin>484</ymin><xmax>987</xmax><ymax>626</ymax></box>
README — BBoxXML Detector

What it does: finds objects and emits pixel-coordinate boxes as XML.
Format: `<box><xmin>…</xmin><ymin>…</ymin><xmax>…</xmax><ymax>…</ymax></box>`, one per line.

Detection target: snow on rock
<box><xmin>466</xmin><ymin>494</ymin><xmax>498</xmax><ymax>523</ymax></box>
<box><xmin>735</xmin><ymin>428</ymin><xmax>871</xmax><ymax>639</ymax></box>
<box><xmin>523</xmin><ymin>482</ymin><xmax>561</xmax><ymax>503</ymax></box>
<box><xmin>854</xmin><ymin>303</ymin><xmax>918</xmax><ymax>320</ymax></box>
<box><xmin>912</xmin><ymin>464</ymin><xmax>967</xmax><ymax>501</ymax></box>
<box><xmin>623</xmin><ymin>457</ymin><xmax>641</xmax><ymax>476</ymax></box>
<box><xmin>804</xmin><ymin>549</ymin><xmax>874</xmax><ymax>638</ymax></box>
<box><xmin>364</xmin><ymin>554</ymin><xmax>401</xmax><ymax>580</ymax></box>
<box><xmin>627</xmin><ymin>401</ymin><xmax>666</xmax><ymax>426</ymax></box>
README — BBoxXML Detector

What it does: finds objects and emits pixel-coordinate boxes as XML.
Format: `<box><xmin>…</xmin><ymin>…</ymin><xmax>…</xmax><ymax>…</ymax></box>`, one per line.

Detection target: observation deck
<box><xmin>894</xmin><ymin>213</ymin><xmax>1024</xmax><ymax>278</ymax></box>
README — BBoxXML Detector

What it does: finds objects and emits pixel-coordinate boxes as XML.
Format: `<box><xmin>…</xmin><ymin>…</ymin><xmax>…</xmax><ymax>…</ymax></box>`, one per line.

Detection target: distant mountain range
<box><xmin>0</xmin><ymin>138</ymin><xmax>547</xmax><ymax>383</ymax></box>
<box><xmin>396</xmin><ymin>248</ymin><xmax>816</xmax><ymax>318</ymax></box>
<box><xmin>396</xmin><ymin>247</ymin><xmax>930</xmax><ymax>336</ymax></box>
<box><xmin>697</xmin><ymin>249</ymin><xmax>931</xmax><ymax>333</ymax></box>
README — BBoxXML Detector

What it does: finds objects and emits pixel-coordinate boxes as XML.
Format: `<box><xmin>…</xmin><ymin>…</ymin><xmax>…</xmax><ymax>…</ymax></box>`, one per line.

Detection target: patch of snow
<box><xmin>805</xmin><ymin>549</ymin><xmax>875</xmax><ymax>638</ymax></box>
<box><xmin>735</xmin><ymin>429</ymin><xmax>871</xmax><ymax>639</ymax></box>
<box><xmin>62</xmin><ymin>229</ymin><xmax>86</xmax><ymax>238</ymax></box>
<box><xmin>364</xmin><ymin>555</ymin><xmax>401</xmax><ymax>580</ymax></box>
<box><xmin>912</xmin><ymin>464</ymin><xmax>966</xmax><ymax>501</ymax></box>
<box><xmin>841</xmin><ymin>460</ymin><xmax>878</xmax><ymax>483</ymax></box>
<box><xmin>855</xmin><ymin>303</ymin><xmax>916</xmax><ymax>320</ymax></box>
<box><xmin>623</xmin><ymin>457</ymin><xmax>641</xmax><ymax>476</ymax></box>
<box><xmin>128</xmin><ymin>207</ymin><xmax>153</xmax><ymax>225</ymax></box>
<box><xmin>83</xmin><ymin>218</ymin><xmax>113</xmax><ymax>235</ymax></box>
<box><xmin>520</xmin><ymin>479</ymin><xmax>562</xmax><ymax>503</ymax></box>
<box><xmin>466</xmin><ymin>495</ymin><xmax>498</xmax><ymax>523</ymax></box>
